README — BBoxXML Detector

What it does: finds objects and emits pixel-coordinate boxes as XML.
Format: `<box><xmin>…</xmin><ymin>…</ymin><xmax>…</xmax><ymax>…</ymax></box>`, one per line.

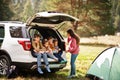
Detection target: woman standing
<box><xmin>66</xmin><ymin>29</ymin><xmax>80</xmax><ymax>78</ymax></box>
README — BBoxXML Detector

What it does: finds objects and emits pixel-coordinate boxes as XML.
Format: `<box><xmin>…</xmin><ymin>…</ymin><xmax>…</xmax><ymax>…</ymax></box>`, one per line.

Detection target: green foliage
<box><xmin>22</xmin><ymin>0</ymin><xmax>33</xmax><ymax>21</ymax></box>
<box><xmin>10</xmin><ymin>0</ymin><xmax>33</xmax><ymax>21</ymax></box>
<box><xmin>111</xmin><ymin>0</ymin><xmax>120</xmax><ymax>32</ymax></box>
<box><xmin>88</xmin><ymin>1</ymin><xmax>115</xmax><ymax>35</ymax></box>
<box><xmin>0</xmin><ymin>0</ymin><xmax>14</xmax><ymax>20</ymax></box>
<box><xmin>10</xmin><ymin>2</ymin><xmax>24</xmax><ymax>20</ymax></box>
<box><xmin>39</xmin><ymin>0</ymin><xmax>57</xmax><ymax>11</ymax></box>
<box><xmin>1</xmin><ymin>0</ymin><xmax>118</xmax><ymax>36</ymax></box>
<box><xmin>51</xmin><ymin>0</ymin><xmax>116</xmax><ymax>36</ymax></box>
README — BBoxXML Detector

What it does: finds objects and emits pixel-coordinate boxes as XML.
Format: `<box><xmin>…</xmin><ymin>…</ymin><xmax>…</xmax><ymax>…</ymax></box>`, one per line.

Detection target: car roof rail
<box><xmin>0</xmin><ymin>21</ymin><xmax>24</xmax><ymax>24</ymax></box>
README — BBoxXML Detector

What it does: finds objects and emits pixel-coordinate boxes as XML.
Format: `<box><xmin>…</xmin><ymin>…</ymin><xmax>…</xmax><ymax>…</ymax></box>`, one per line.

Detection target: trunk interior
<box><xmin>29</xmin><ymin>25</ymin><xmax>66</xmax><ymax>58</ymax></box>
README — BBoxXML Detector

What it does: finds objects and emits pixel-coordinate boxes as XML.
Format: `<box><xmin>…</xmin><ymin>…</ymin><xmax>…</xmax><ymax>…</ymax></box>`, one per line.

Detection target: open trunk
<box><xmin>27</xmin><ymin>11</ymin><xmax>79</xmax><ymax>63</ymax></box>
<box><xmin>29</xmin><ymin>26</ymin><xmax>66</xmax><ymax>61</ymax></box>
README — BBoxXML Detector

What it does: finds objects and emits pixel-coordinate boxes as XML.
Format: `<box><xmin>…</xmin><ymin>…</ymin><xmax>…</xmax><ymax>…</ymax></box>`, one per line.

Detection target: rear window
<box><xmin>10</xmin><ymin>26</ymin><xmax>29</xmax><ymax>38</ymax></box>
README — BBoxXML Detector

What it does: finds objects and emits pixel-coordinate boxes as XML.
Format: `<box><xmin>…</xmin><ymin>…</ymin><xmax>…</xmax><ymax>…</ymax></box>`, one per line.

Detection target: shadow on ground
<box><xmin>7</xmin><ymin>69</ymin><xmax>85</xmax><ymax>80</ymax></box>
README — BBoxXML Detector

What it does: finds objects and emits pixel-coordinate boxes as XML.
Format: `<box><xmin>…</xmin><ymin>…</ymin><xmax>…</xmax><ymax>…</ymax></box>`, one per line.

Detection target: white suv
<box><xmin>0</xmin><ymin>12</ymin><xmax>79</xmax><ymax>76</ymax></box>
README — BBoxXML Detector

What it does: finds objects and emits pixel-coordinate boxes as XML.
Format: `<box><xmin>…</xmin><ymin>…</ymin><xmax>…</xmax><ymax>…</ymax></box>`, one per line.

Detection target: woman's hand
<box><xmin>58</xmin><ymin>48</ymin><xmax>61</xmax><ymax>51</ymax></box>
<box><xmin>65</xmin><ymin>50</ymin><xmax>69</xmax><ymax>53</ymax></box>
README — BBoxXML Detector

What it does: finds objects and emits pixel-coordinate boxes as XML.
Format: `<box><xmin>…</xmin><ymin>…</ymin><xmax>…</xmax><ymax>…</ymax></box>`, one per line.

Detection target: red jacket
<box><xmin>67</xmin><ymin>37</ymin><xmax>79</xmax><ymax>54</ymax></box>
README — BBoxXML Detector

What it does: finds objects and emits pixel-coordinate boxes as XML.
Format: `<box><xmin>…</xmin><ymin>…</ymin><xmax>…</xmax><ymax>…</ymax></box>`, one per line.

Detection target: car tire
<box><xmin>0</xmin><ymin>55</ymin><xmax>11</xmax><ymax>76</ymax></box>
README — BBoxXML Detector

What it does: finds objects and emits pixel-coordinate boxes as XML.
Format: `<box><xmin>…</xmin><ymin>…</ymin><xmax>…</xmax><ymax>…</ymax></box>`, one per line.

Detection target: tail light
<box><xmin>18</xmin><ymin>40</ymin><xmax>31</xmax><ymax>51</ymax></box>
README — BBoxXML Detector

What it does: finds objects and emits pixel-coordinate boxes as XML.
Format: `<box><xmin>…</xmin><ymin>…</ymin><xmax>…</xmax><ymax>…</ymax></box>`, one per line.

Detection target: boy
<box><xmin>53</xmin><ymin>38</ymin><xmax>67</xmax><ymax>63</ymax></box>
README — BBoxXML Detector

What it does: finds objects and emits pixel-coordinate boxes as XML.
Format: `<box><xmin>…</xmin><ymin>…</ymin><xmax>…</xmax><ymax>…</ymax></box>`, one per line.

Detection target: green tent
<box><xmin>86</xmin><ymin>47</ymin><xmax>120</xmax><ymax>80</ymax></box>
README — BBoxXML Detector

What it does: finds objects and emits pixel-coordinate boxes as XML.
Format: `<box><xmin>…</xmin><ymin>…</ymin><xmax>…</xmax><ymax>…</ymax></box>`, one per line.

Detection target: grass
<box><xmin>0</xmin><ymin>45</ymin><xmax>109</xmax><ymax>80</ymax></box>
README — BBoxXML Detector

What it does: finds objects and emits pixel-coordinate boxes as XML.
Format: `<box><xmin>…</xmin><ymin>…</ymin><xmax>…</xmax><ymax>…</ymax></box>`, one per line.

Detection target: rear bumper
<box><xmin>12</xmin><ymin>62</ymin><xmax>67</xmax><ymax>70</ymax></box>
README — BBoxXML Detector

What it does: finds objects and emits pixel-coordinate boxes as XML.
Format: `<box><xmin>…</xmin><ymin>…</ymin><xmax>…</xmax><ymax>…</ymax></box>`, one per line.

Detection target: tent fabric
<box><xmin>109</xmin><ymin>48</ymin><xmax>120</xmax><ymax>80</ymax></box>
<box><xmin>86</xmin><ymin>47</ymin><xmax>120</xmax><ymax>80</ymax></box>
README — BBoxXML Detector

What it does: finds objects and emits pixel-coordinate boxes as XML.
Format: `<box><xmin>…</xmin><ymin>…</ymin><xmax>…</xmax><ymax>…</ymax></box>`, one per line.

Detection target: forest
<box><xmin>0</xmin><ymin>0</ymin><xmax>120</xmax><ymax>37</ymax></box>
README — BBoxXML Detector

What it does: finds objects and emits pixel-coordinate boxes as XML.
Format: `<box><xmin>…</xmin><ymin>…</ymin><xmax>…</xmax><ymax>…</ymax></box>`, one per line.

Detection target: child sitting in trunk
<box><xmin>32</xmin><ymin>34</ymin><xmax>51</xmax><ymax>74</ymax></box>
<box><xmin>53</xmin><ymin>38</ymin><xmax>67</xmax><ymax>63</ymax></box>
<box><xmin>48</xmin><ymin>36</ymin><xmax>54</xmax><ymax>50</ymax></box>
<box><xmin>42</xmin><ymin>39</ymin><xmax>58</xmax><ymax>61</ymax></box>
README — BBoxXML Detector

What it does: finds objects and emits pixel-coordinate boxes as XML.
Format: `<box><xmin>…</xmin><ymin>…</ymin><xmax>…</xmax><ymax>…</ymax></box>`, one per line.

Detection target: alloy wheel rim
<box><xmin>0</xmin><ymin>58</ymin><xmax>8</xmax><ymax>75</ymax></box>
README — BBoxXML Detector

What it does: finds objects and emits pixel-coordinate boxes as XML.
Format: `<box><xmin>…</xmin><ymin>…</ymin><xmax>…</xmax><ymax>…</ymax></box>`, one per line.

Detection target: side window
<box><xmin>0</xmin><ymin>26</ymin><xmax>4</xmax><ymax>48</ymax></box>
<box><xmin>10</xmin><ymin>26</ymin><xmax>28</xmax><ymax>38</ymax></box>
<box><xmin>0</xmin><ymin>27</ymin><xmax>5</xmax><ymax>38</ymax></box>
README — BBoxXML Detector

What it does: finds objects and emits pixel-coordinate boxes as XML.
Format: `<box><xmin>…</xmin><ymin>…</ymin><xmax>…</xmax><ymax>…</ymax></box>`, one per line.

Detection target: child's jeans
<box><xmin>53</xmin><ymin>52</ymin><xmax>64</xmax><ymax>62</ymax></box>
<box><xmin>46</xmin><ymin>53</ymin><xmax>58</xmax><ymax>60</ymax></box>
<box><xmin>33</xmin><ymin>52</ymin><xmax>49</xmax><ymax>67</ymax></box>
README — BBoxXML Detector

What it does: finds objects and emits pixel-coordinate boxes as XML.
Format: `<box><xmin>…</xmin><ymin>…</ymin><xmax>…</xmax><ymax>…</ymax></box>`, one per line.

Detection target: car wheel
<box><xmin>0</xmin><ymin>55</ymin><xmax>10</xmax><ymax>76</ymax></box>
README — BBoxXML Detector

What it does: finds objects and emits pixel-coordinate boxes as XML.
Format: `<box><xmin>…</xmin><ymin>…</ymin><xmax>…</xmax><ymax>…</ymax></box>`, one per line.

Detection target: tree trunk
<box><xmin>71</xmin><ymin>0</ymin><xmax>76</xmax><ymax>16</ymax></box>
<box><xmin>117</xmin><ymin>17</ymin><xmax>120</xmax><ymax>32</ymax></box>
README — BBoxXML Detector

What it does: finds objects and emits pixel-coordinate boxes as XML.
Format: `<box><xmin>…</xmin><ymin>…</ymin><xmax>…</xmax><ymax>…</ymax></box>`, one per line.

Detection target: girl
<box><xmin>32</xmin><ymin>34</ymin><xmax>51</xmax><ymax>74</ymax></box>
<box><xmin>42</xmin><ymin>39</ymin><xmax>58</xmax><ymax>61</ymax></box>
<box><xmin>66</xmin><ymin>29</ymin><xmax>80</xmax><ymax>78</ymax></box>
<box><xmin>48</xmin><ymin>36</ymin><xmax>54</xmax><ymax>50</ymax></box>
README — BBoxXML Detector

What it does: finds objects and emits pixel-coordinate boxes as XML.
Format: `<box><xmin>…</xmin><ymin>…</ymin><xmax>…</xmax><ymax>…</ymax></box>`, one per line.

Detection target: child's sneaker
<box><xmin>46</xmin><ymin>66</ymin><xmax>51</xmax><ymax>72</ymax></box>
<box><xmin>60</xmin><ymin>60</ymin><xmax>67</xmax><ymax>64</ymax></box>
<box><xmin>38</xmin><ymin>67</ymin><xmax>43</xmax><ymax>74</ymax></box>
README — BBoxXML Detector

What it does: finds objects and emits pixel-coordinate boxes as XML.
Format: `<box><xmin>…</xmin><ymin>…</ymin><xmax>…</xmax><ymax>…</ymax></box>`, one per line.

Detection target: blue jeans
<box><xmin>53</xmin><ymin>52</ymin><xmax>64</xmax><ymax>62</ymax></box>
<box><xmin>33</xmin><ymin>53</ymin><xmax>49</xmax><ymax>67</ymax></box>
<box><xmin>47</xmin><ymin>53</ymin><xmax>57</xmax><ymax>60</ymax></box>
<box><xmin>70</xmin><ymin>53</ymin><xmax>78</xmax><ymax>76</ymax></box>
